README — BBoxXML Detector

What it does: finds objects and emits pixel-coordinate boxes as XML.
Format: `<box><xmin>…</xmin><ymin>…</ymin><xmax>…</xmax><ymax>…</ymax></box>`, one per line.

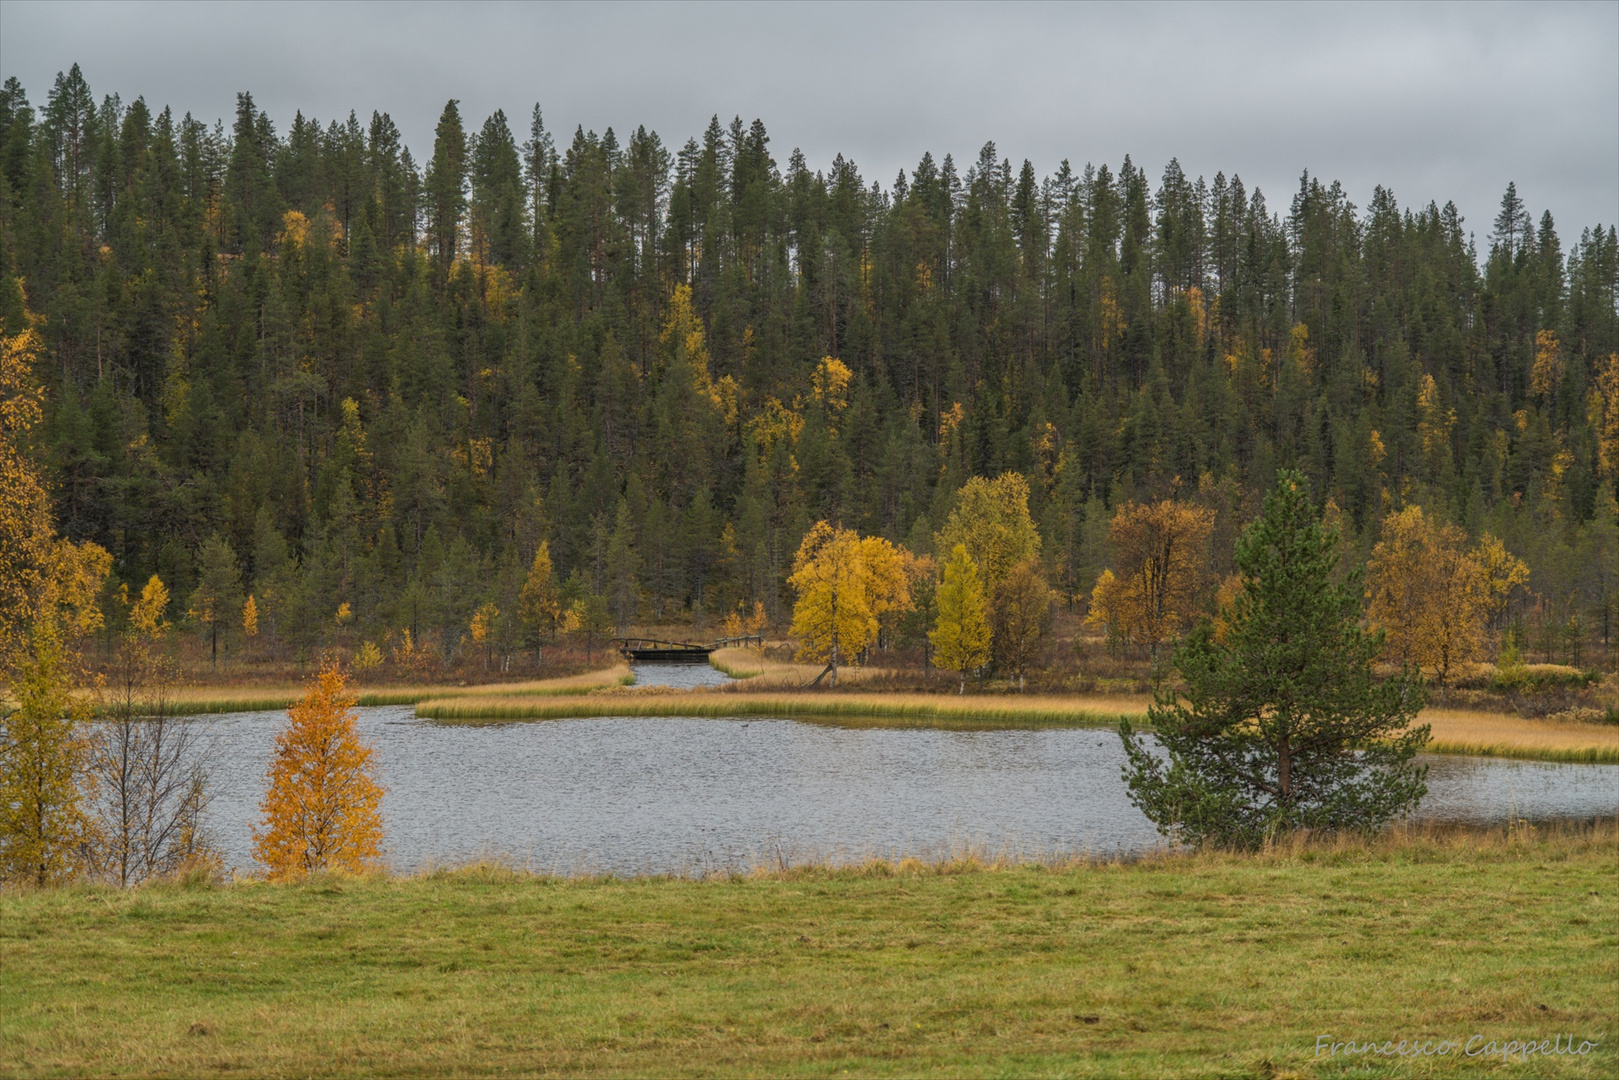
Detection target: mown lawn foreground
<box><xmin>1</xmin><ymin>825</ymin><xmax>1614</xmax><ymax>1078</ymax></box>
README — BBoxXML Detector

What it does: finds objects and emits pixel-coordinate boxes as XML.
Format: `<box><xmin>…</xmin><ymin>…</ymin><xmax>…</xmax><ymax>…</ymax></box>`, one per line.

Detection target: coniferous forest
<box><xmin>2</xmin><ymin>65</ymin><xmax>1616</xmax><ymax>669</ymax></box>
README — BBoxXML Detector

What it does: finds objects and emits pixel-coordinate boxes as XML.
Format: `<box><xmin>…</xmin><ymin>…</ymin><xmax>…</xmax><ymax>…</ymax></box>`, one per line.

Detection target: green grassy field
<box><xmin>2</xmin><ymin>823</ymin><xmax>1614</xmax><ymax>1078</ymax></box>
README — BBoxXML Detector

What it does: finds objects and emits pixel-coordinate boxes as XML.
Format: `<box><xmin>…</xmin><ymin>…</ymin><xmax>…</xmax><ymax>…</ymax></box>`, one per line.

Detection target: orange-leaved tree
<box><xmin>1087</xmin><ymin>500</ymin><xmax>1215</xmax><ymax>658</ymax></box>
<box><xmin>253</xmin><ymin>662</ymin><xmax>384</xmax><ymax>880</ymax></box>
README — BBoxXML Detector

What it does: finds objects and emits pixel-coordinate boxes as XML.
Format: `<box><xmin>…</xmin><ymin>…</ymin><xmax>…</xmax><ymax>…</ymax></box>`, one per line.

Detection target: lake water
<box><xmin>193</xmin><ymin>665</ymin><xmax>1619</xmax><ymax>876</ymax></box>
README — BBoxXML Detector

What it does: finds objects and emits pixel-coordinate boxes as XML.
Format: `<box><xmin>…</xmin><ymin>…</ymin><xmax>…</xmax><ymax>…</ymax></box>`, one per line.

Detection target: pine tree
<box><xmin>1119</xmin><ymin>472</ymin><xmax>1429</xmax><ymax>849</ymax></box>
<box><xmin>424</xmin><ymin>99</ymin><xmax>467</xmax><ymax>266</ymax></box>
<box><xmin>187</xmin><ymin>536</ymin><xmax>243</xmax><ymax>670</ymax></box>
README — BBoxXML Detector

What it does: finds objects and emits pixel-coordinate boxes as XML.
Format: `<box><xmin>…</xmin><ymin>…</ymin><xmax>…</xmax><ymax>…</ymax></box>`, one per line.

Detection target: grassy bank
<box><xmin>1422</xmin><ymin>709</ymin><xmax>1619</xmax><ymax>764</ymax></box>
<box><xmin>122</xmin><ymin>664</ymin><xmax>635</xmax><ymax>716</ymax></box>
<box><xmin>414</xmin><ymin>690</ymin><xmax>1149</xmax><ymax>729</ymax></box>
<box><xmin>414</xmin><ymin>686</ymin><xmax>1619</xmax><ymax>763</ymax></box>
<box><xmin>2</xmin><ymin>823</ymin><xmax>1613</xmax><ymax>1078</ymax></box>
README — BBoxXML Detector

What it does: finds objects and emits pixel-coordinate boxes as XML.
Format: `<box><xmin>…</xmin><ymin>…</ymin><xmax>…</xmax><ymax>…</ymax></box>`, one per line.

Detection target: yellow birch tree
<box><xmin>788</xmin><ymin>522</ymin><xmax>912</xmax><ymax>684</ymax></box>
<box><xmin>1367</xmin><ymin>506</ymin><xmax>1528</xmax><ymax>690</ymax></box>
<box><xmin>930</xmin><ymin>544</ymin><xmax>991</xmax><ymax>693</ymax></box>
<box><xmin>934</xmin><ymin>472</ymin><xmax>1041</xmax><ymax>597</ymax></box>
<box><xmin>0</xmin><ymin>615</ymin><xmax>95</xmax><ymax>886</ymax></box>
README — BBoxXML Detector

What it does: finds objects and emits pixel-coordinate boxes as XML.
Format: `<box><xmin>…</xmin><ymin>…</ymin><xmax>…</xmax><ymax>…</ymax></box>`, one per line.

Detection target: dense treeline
<box><xmin>1</xmin><ymin>64</ymin><xmax>1615</xmax><ymax>665</ymax></box>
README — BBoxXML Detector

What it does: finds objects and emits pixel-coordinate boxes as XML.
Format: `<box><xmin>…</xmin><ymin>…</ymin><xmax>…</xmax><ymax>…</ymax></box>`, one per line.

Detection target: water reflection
<box><xmin>197</xmin><ymin>708</ymin><xmax>1619</xmax><ymax>876</ymax></box>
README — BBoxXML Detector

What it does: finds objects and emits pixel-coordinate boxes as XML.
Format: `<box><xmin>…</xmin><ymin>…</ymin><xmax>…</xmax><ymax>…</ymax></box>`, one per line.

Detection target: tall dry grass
<box><xmin>415</xmin><ymin>684</ymin><xmax>1619</xmax><ymax>763</ymax></box>
<box><xmin>706</xmin><ymin>647</ymin><xmax>896</xmax><ymax>687</ymax></box>
<box><xmin>146</xmin><ymin>663</ymin><xmax>634</xmax><ymax>716</ymax></box>
<box><xmin>416</xmin><ymin>690</ymin><xmax>1149</xmax><ymax>727</ymax></box>
<box><xmin>1420</xmin><ymin>707</ymin><xmax>1619</xmax><ymax>763</ymax></box>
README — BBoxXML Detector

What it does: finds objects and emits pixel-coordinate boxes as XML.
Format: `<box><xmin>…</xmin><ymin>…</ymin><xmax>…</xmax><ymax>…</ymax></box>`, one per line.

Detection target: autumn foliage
<box><xmin>1366</xmin><ymin>506</ymin><xmax>1528</xmax><ymax>687</ymax></box>
<box><xmin>930</xmin><ymin>544</ymin><xmax>991</xmax><ymax>691</ymax></box>
<box><xmin>788</xmin><ymin>522</ymin><xmax>913</xmax><ymax>682</ymax></box>
<box><xmin>253</xmin><ymin>662</ymin><xmax>384</xmax><ymax>880</ymax></box>
<box><xmin>1087</xmin><ymin>500</ymin><xmax>1215</xmax><ymax>655</ymax></box>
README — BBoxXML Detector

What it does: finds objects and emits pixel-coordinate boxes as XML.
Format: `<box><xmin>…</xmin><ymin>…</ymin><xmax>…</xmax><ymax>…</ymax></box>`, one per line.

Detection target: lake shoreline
<box><xmin>88</xmin><ymin>658</ymin><xmax>1619</xmax><ymax>764</ymax></box>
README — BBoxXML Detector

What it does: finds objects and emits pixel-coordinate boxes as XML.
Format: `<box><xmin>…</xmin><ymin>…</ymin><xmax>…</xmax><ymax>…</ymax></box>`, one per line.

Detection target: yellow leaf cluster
<box><xmin>746</xmin><ymin>397</ymin><xmax>804</xmax><ymax>457</ymax></box>
<box><xmin>810</xmin><ymin>356</ymin><xmax>852</xmax><ymax>411</ymax></box>
<box><xmin>723</xmin><ymin>600</ymin><xmax>769</xmax><ymax>646</ymax></box>
<box><xmin>1</xmin><ymin>329</ymin><xmax>111</xmax><ymax>648</ymax></box>
<box><xmin>518</xmin><ymin>541</ymin><xmax>561</xmax><ymax>644</ymax></box>
<box><xmin>131</xmin><ymin>575</ymin><xmax>170</xmax><ymax>638</ymax></box>
<box><xmin>277</xmin><ymin>210</ymin><xmax>311</xmax><ymax>250</ymax></box>
<box><xmin>1530</xmin><ymin>329</ymin><xmax>1562</xmax><ymax>400</ymax></box>
<box><xmin>930</xmin><ymin>544</ymin><xmax>990</xmax><ymax>687</ymax></box>
<box><xmin>788</xmin><ymin>522</ymin><xmax>913</xmax><ymax>670</ymax></box>
<box><xmin>934</xmin><ymin>473</ymin><xmax>1041</xmax><ymax>598</ymax></box>
<box><xmin>1287</xmin><ymin>322</ymin><xmax>1314</xmax><ymax>376</ymax></box>
<box><xmin>252</xmin><ymin>663</ymin><xmax>384</xmax><ymax>881</ymax></box>
<box><xmin>469</xmin><ymin>601</ymin><xmax>497</xmax><ymax>645</ymax></box>
<box><xmin>1589</xmin><ymin>352</ymin><xmax>1619</xmax><ymax>486</ymax></box>
<box><xmin>1416</xmin><ymin>374</ymin><xmax>1455</xmax><ymax>457</ymax></box>
<box><xmin>660</xmin><ymin>284</ymin><xmax>732</xmax><ymax>414</ymax></box>
<box><xmin>353</xmin><ymin>640</ymin><xmax>383</xmax><ymax>672</ymax></box>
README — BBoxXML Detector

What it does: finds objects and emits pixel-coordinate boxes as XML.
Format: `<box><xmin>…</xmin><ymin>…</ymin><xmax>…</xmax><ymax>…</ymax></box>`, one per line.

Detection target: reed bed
<box><xmin>1421</xmin><ymin>707</ymin><xmax>1619</xmax><ymax>764</ymax></box>
<box><xmin>415</xmin><ymin>690</ymin><xmax>1150</xmax><ymax>728</ymax></box>
<box><xmin>414</xmin><ymin>686</ymin><xmax>1619</xmax><ymax>763</ymax></box>
<box><xmin>705</xmin><ymin>647</ymin><xmax>895</xmax><ymax>686</ymax></box>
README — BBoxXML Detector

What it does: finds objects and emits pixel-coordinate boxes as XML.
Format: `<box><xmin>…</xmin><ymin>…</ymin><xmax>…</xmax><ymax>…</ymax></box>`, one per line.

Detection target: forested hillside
<box><xmin>1</xmin><ymin>65</ymin><xmax>1615</xmax><ymax>665</ymax></box>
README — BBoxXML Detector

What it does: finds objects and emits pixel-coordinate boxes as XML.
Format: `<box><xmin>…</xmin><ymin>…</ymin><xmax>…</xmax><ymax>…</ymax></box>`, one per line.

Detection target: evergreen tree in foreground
<box><xmin>1119</xmin><ymin>472</ymin><xmax>1429</xmax><ymax>849</ymax></box>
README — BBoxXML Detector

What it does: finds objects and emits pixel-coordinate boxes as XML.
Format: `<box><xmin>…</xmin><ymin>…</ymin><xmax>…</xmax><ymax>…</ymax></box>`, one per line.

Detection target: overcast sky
<box><xmin>2</xmin><ymin>1</ymin><xmax>1615</xmax><ymax>241</ymax></box>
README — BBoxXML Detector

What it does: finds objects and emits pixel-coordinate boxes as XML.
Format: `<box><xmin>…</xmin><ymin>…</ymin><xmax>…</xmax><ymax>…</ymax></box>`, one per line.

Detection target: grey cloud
<box><xmin>2</xmin><ymin>0</ymin><xmax>1614</xmax><ymax>236</ymax></box>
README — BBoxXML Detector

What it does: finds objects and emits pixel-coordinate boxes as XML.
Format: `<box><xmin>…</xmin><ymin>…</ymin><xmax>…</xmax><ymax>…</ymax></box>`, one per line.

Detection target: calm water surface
<box><xmin>196</xmin><ymin>664</ymin><xmax>1619</xmax><ymax>875</ymax></box>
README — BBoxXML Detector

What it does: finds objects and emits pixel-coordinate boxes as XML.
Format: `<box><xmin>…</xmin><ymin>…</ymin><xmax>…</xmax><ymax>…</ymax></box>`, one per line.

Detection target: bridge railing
<box><xmin>611</xmin><ymin>638</ymin><xmax>710</xmax><ymax>652</ymax></box>
<box><xmin>703</xmin><ymin>635</ymin><xmax>764</xmax><ymax>650</ymax></box>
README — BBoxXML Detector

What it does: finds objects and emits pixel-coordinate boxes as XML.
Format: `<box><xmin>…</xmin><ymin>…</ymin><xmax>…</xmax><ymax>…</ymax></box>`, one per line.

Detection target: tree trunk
<box><xmin>1277</xmin><ymin>734</ymin><xmax>1292</xmax><ymax>805</ymax></box>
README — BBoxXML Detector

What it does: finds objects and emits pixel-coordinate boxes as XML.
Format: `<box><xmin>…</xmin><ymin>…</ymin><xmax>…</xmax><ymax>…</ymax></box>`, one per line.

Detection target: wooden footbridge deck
<box><xmin>613</xmin><ymin>636</ymin><xmax>762</xmax><ymax>663</ymax></box>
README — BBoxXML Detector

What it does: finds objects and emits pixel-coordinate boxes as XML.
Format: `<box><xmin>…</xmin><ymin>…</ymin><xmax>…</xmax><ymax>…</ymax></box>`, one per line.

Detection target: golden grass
<box><xmin>114</xmin><ymin>658</ymin><xmax>1619</xmax><ymax>764</ymax></box>
<box><xmin>706</xmin><ymin>646</ymin><xmax>895</xmax><ymax>686</ymax></box>
<box><xmin>1421</xmin><ymin>707</ymin><xmax>1619</xmax><ymax>764</ymax></box>
<box><xmin>414</xmin><ymin>682</ymin><xmax>1619</xmax><ymax>763</ymax></box>
<box><xmin>135</xmin><ymin>663</ymin><xmax>634</xmax><ymax>716</ymax></box>
<box><xmin>416</xmin><ymin>690</ymin><xmax>1151</xmax><ymax>728</ymax></box>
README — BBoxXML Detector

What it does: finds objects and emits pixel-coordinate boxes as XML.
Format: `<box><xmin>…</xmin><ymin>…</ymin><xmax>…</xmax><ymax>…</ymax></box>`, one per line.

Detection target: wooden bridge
<box><xmin>613</xmin><ymin>636</ymin><xmax>763</xmax><ymax>663</ymax></box>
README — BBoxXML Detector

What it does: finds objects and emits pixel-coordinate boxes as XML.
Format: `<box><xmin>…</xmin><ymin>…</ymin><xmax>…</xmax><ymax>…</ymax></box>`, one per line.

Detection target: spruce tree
<box><xmin>1119</xmin><ymin>472</ymin><xmax>1429</xmax><ymax>849</ymax></box>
